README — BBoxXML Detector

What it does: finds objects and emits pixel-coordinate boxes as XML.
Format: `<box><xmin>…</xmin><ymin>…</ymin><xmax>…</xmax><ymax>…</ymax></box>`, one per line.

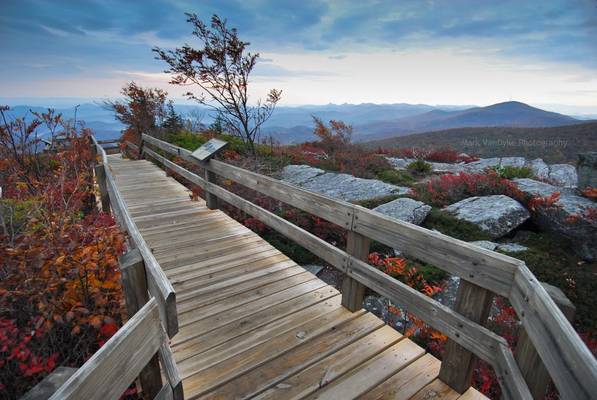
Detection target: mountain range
<box><xmin>1</xmin><ymin>100</ymin><xmax>589</xmax><ymax>143</ymax></box>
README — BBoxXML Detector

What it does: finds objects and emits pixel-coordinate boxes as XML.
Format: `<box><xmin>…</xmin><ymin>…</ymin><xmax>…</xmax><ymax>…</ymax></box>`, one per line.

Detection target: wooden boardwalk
<box><xmin>109</xmin><ymin>154</ymin><xmax>486</xmax><ymax>400</ymax></box>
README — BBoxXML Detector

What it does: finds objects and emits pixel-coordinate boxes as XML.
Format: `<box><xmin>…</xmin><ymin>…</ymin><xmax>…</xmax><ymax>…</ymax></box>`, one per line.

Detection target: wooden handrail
<box><xmin>136</xmin><ymin>134</ymin><xmax>597</xmax><ymax>399</ymax></box>
<box><xmin>50</xmin><ymin>299</ymin><xmax>182</xmax><ymax>400</ymax></box>
<box><xmin>91</xmin><ymin>136</ymin><xmax>179</xmax><ymax>338</ymax></box>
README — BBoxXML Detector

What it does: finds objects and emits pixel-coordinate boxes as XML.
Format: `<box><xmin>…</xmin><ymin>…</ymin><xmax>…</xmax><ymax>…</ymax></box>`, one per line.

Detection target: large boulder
<box><xmin>528</xmin><ymin>158</ymin><xmax>550</xmax><ymax>179</ymax></box>
<box><xmin>548</xmin><ymin>164</ymin><xmax>577</xmax><ymax>187</ymax></box>
<box><xmin>443</xmin><ymin>195</ymin><xmax>530</xmax><ymax>238</ymax></box>
<box><xmin>281</xmin><ymin>165</ymin><xmax>409</xmax><ymax>202</ymax></box>
<box><xmin>577</xmin><ymin>152</ymin><xmax>597</xmax><ymax>190</ymax></box>
<box><xmin>373</xmin><ymin>198</ymin><xmax>432</xmax><ymax>225</ymax></box>
<box><xmin>514</xmin><ymin>178</ymin><xmax>597</xmax><ymax>261</ymax></box>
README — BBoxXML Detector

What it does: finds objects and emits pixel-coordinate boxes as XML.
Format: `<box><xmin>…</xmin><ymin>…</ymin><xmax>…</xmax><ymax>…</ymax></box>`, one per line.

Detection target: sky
<box><xmin>1</xmin><ymin>0</ymin><xmax>597</xmax><ymax>113</ymax></box>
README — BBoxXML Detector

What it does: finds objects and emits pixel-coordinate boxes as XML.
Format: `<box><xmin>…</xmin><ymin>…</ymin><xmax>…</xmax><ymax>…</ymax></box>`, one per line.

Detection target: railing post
<box><xmin>439</xmin><ymin>280</ymin><xmax>494</xmax><ymax>393</ymax></box>
<box><xmin>515</xmin><ymin>282</ymin><xmax>575</xmax><ymax>399</ymax></box>
<box><xmin>93</xmin><ymin>164</ymin><xmax>110</xmax><ymax>213</ymax></box>
<box><xmin>204</xmin><ymin>167</ymin><xmax>219</xmax><ymax>209</ymax></box>
<box><xmin>341</xmin><ymin>231</ymin><xmax>370</xmax><ymax>311</ymax></box>
<box><xmin>119</xmin><ymin>249</ymin><xmax>162</xmax><ymax>399</ymax></box>
<box><xmin>137</xmin><ymin>137</ymin><xmax>144</xmax><ymax>160</ymax></box>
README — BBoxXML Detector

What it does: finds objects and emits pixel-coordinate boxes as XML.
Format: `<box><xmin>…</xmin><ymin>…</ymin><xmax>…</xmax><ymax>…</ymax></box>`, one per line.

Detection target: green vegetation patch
<box><xmin>407</xmin><ymin>159</ymin><xmax>433</xmax><ymax>173</ymax></box>
<box><xmin>376</xmin><ymin>169</ymin><xmax>416</xmax><ymax>186</ymax></box>
<box><xmin>492</xmin><ymin>165</ymin><xmax>534</xmax><ymax>179</ymax></box>
<box><xmin>500</xmin><ymin>231</ymin><xmax>596</xmax><ymax>331</ymax></box>
<box><xmin>422</xmin><ymin>208</ymin><xmax>492</xmax><ymax>242</ymax></box>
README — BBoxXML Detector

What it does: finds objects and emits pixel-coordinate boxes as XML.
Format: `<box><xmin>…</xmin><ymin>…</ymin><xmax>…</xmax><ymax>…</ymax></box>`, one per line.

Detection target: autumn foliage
<box><xmin>0</xmin><ymin>107</ymin><xmax>126</xmax><ymax>398</ymax></box>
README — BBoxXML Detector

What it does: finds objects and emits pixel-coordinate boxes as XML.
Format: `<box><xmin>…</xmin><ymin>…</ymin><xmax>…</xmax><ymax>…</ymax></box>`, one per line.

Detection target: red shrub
<box><xmin>412</xmin><ymin>170</ymin><xmax>524</xmax><ymax>207</ymax></box>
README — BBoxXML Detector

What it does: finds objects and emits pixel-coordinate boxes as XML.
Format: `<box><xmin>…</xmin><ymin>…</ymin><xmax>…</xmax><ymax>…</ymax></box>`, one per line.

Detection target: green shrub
<box><xmin>493</xmin><ymin>165</ymin><xmax>534</xmax><ymax>179</ymax></box>
<box><xmin>376</xmin><ymin>169</ymin><xmax>416</xmax><ymax>186</ymax></box>
<box><xmin>168</xmin><ymin>130</ymin><xmax>206</xmax><ymax>150</ymax></box>
<box><xmin>407</xmin><ymin>159</ymin><xmax>433</xmax><ymax>173</ymax></box>
<box><xmin>422</xmin><ymin>208</ymin><xmax>492</xmax><ymax>241</ymax></box>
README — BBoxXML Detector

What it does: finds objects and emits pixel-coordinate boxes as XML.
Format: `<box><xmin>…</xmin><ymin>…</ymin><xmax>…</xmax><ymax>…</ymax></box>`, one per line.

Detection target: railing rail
<box><xmin>136</xmin><ymin>133</ymin><xmax>597</xmax><ymax>400</ymax></box>
<box><xmin>91</xmin><ymin>135</ymin><xmax>178</xmax><ymax>338</ymax></box>
<box><xmin>50</xmin><ymin>299</ymin><xmax>182</xmax><ymax>400</ymax></box>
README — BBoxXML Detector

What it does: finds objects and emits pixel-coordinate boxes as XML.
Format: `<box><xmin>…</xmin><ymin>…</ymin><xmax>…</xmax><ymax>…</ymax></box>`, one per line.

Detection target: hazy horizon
<box><xmin>2</xmin><ymin>0</ymin><xmax>597</xmax><ymax>111</ymax></box>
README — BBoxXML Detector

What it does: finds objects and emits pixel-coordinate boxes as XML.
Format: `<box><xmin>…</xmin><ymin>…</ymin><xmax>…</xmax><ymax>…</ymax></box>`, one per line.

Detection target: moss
<box><xmin>0</xmin><ymin>199</ymin><xmax>41</xmax><ymax>237</ymax></box>
<box><xmin>376</xmin><ymin>169</ymin><xmax>416</xmax><ymax>186</ymax></box>
<box><xmin>407</xmin><ymin>159</ymin><xmax>433</xmax><ymax>173</ymax></box>
<box><xmin>500</xmin><ymin>231</ymin><xmax>596</xmax><ymax>331</ymax></box>
<box><xmin>492</xmin><ymin>165</ymin><xmax>534</xmax><ymax>179</ymax></box>
<box><xmin>422</xmin><ymin>208</ymin><xmax>492</xmax><ymax>241</ymax></box>
<box><xmin>355</xmin><ymin>195</ymin><xmax>401</xmax><ymax>209</ymax></box>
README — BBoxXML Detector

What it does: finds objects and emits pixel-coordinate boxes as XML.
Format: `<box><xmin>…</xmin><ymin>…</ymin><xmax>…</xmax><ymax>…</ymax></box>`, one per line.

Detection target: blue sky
<box><xmin>1</xmin><ymin>0</ymin><xmax>596</xmax><ymax>112</ymax></box>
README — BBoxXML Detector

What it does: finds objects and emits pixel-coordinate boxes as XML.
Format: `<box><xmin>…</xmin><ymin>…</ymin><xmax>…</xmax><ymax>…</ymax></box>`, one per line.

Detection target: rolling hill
<box><xmin>364</xmin><ymin>121</ymin><xmax>597</xmax><ymax>163</ymax></box>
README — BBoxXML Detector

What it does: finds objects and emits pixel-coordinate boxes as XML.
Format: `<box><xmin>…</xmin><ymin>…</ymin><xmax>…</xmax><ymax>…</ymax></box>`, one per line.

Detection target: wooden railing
<box><xmin>91</xmin><ymin>136</ymin><xmax>178</xmax><ymax>338</ymax></box>
<box><xmin>49</xmin><ymin>299</ymin><xmax>182</xmax><ymax>400</ymax></box>
<box><xmin>45</xmin><ymin>136</ymin><xmax>185</xmax><ymax>399</ymax></box>
<box><xmin>132</xmin><ymin>133</ymin><xmax>597</xmax><ymax>400</ymax></box>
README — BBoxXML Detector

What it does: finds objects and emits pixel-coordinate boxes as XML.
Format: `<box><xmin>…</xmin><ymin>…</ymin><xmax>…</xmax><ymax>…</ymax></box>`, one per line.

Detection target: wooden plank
<box><xmin>49</xmin><ymin>300</ymin><xmax>164</xmax><ymax>400</ymax></box>
<box><xmin>494</xmin><ymin>344</ymin><xmax>533</xmax><ymax>400</ymax></box>
<box><xmin>173</xmin><ymin>280</ymin><xmax>329</xmax><ymax>345</ymax></box>
<box><xmin>202</xmin><ymin>315</ymin><xmax>388</xmax><ymax>399</ymax></box>
<box><xmin>515</xmin><ymin>282</ymin><xmax>575</xmax><ymax>400</ymax></box>
<box><xmin>409</xmin><ymin>378</ymin><xmax>460</xmax><ymax>400</ymax></box>
<box><xmin>342</xmin><ymin>231</ymin><xmax>369</xmax><ymax>311</ymax></box>
<box><xmin>173</xmin><ymin>292</ymin><xmax>341</xmax><ymax>365</ymax></box>
<box><xmin>94</xmin><ymin>164</ymin><xmax>110</xmax><ymax>212</ymax></box>
<box><xmin>458</xmin><ymin>387</ymin><xmax>489</xmax><ymax>400</ymax></box>
<box><xmin>303</xmin><ymin>338</ymin><xmax>426</xmax><ymax>399</ymax></box>
<box><xmin>439</xmin><ymin>280</ymin><xmax>493</xmax><ymax>393</ymax></box>
<box><xmin>254</xmin><ymin>325</ymin><xmax>404</xmax><ymax>400</ymax></box>
<box><xmin>158</xmin><ymin>340</ymin><xmax>184</xmax><ymax>400</ymax></box>
<box><xmin>178</xmin><ymin>272</ymin><xmax>316</xmax><ymax>327</ymax></box>
<box><xmin>176</xmin><ymin>265</ymin><xmax>308</xmax><ymax>313</ymax></box>
<box><xmin>510</xmin><ymin>265</ymin><xmax>597</xmax><ymax>399</ymax></box>
<box><xmin>360</xmin><ymin>355</ymin><xmax>447</xmax><ymax>400</ymax></box>
<box><xmin>182</xmin><ymin>309</ymin><xmax>373</xmax><ymax>398</ymax></box>
<box><xmin>204</xmin><ymin>169</ymin><xmax>219</xmax><ymax>209</ymax></box>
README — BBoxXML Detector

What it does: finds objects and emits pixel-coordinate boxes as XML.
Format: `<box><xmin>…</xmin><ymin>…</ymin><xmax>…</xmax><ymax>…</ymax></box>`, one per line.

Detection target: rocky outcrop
<box><xmin>372</xmin><ymin>198</ymin><xmax>431</xmax><ymax>225</ymax></box>
<box><xmin>469</xmin><ymin>240</ymin><xmax>529</xmax><ymax>252</ymax></box>
<box><xmin>548</xmin><ymin>164</ymin><xmax>577</xmax><ymax>187</ymax></box>
<box><xmin>443</xmin><ymin>195</ymin><xmax>530</xmax><ymax>238</ymax></box>
<box><xmin>514</xmin><ymin>178</ymin><xmax>597</xmax><ymax>261</ymax></box>
<box><xmin>577</xmin><ymin>152</ymin><xmax>597</xmax><ymax>190</ymax></box>
<box><xmin>281</xmin><ymin>165</ymin><xmax>409</xmax><ymax>202</ymax></box>
<box><xmin>386</xmin><ymin>156</ymin><xmax>578</xmax><ymax>187</ymax></box>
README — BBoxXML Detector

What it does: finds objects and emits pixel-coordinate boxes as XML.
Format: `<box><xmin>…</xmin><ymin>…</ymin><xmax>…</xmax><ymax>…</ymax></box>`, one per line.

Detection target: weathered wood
<box><xmin>515</xmin><ymin>282</ymin><xmax>577</xmax><ymax>399</ymax></box>
<box><xmin>50</xmin><ymin>300</ymin><xmax>165</xmax><ymax>400</ymax></box>
<box><xmin>159</xmin><ymin>340</ymin><xmax>184</xmax><ymax>400</ymax></box>
<box><xmin>494</xmin><ymin>343</ymin><xmax>533</xmax><ymax>400</ymax></box>
<box><xmin>97</xmin><ymin>147</ymin><xmax>178</xmax><ymax>337</ymax></box>
<box><xmin>119</xmin><ymin>249</ymin><xmax>163</xmax><ymax>399</ymax></box>
<box><xmin>510</xmin><ymin>265</ymin><xmax>597</xmax><ymax>399</ymax></box>
<box><xmin>141</xmin><ymin>133</ymin><xmax>518</xmax><ymax>296</ymax></box>
<box><xmin>94</xmin><ymin>164</ymin><xmax>111</xmax><ymax>213</ymax></box>
<box><xmin>204</xmin><ymin>168</ymin><xmax>219</xmax><ymax>209</ymax></box>
<box><xmin>341</xmin><ymin>231</ymin><xmax>369</xmax><ymax>311</ymax></box>
<box><xmin>439</xmin><ymin>280</ymin><xmax>493</xmax><ymax>393</ymax></box>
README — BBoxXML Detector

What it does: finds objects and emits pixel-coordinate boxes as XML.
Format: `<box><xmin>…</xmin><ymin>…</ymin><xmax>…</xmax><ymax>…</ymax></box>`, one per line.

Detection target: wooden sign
<box><xmin>190</xmin><ymin>138</ymin><xmax>228</xmax><ymax>162</ymax></box>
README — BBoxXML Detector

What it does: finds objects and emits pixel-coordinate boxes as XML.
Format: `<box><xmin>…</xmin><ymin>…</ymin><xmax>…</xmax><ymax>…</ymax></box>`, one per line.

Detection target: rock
<box><xmin>470</xmin><ymin>240</ymin><xmax>498</xmax><ymax>251</ymax></box>
<box><xmin>548</xmin><ymin>164</ymin><xmax>577</xmax><ymax>187</ymax></box>
<box><xmin>302</xmin><ymin>264</ymin><xmax>323</xmax><ymax>276</ymax></box>
<box><xmin>500</xmin><ymin>157</ymin><xmax>527</xmax><ymax>168</ymax></box>
<box><xmin>514</xmin><ymin>178</ymin><xmax>597</xmax><ymax>261</ymax></box>
<box><xmin>528</xmin><ymin>158</ymin><xmax>550</xmax><ymax>179</ymax></box>
<box><xmin>373</xmin><ymin>198</ymin><xmax>432</xmax><ymax>225</ymax></box>
<box><xmin>464</xmin><ymin>157</ymin><xmax>502</xmax><ymax>173</ymax></box>
<box><xmin>497</xmin><ymin>243</ymin><xmax>529</xmax><ymax>252</ymax></box>
<box><xmin>280</xmin><ymin>164</ymin><xmax>325</xmax><ymax>185</ymax></box>
<box><xmin>577</xmin><ymin>152</ymin><xmax>597</xmax><ymax>190</ymax></box>
<box><xmin>282</xmin><ymin>165</ymin><xmax>409</xmax><ymax>202</ymax></box>
<box><xmin>385</xmin><ymin>157</ymin><xmax>414</xmax><ymax>169</ymax></box>
<box><xmin>428</xmin><ymin>162</ymin><xmax>466</xmax><ymax>173</ymax></box>
<box><xmin>443</xmin><ymin>195</ymin><xmax>530</xmax><ymax>238</ymax></box>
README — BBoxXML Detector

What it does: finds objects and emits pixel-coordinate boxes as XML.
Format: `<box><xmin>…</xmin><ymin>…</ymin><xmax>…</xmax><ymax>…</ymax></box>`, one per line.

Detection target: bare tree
<box><xmin>153</xmin><ymin>14</ymin><xmax>282</xmax><ymax>154</ymax></box>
